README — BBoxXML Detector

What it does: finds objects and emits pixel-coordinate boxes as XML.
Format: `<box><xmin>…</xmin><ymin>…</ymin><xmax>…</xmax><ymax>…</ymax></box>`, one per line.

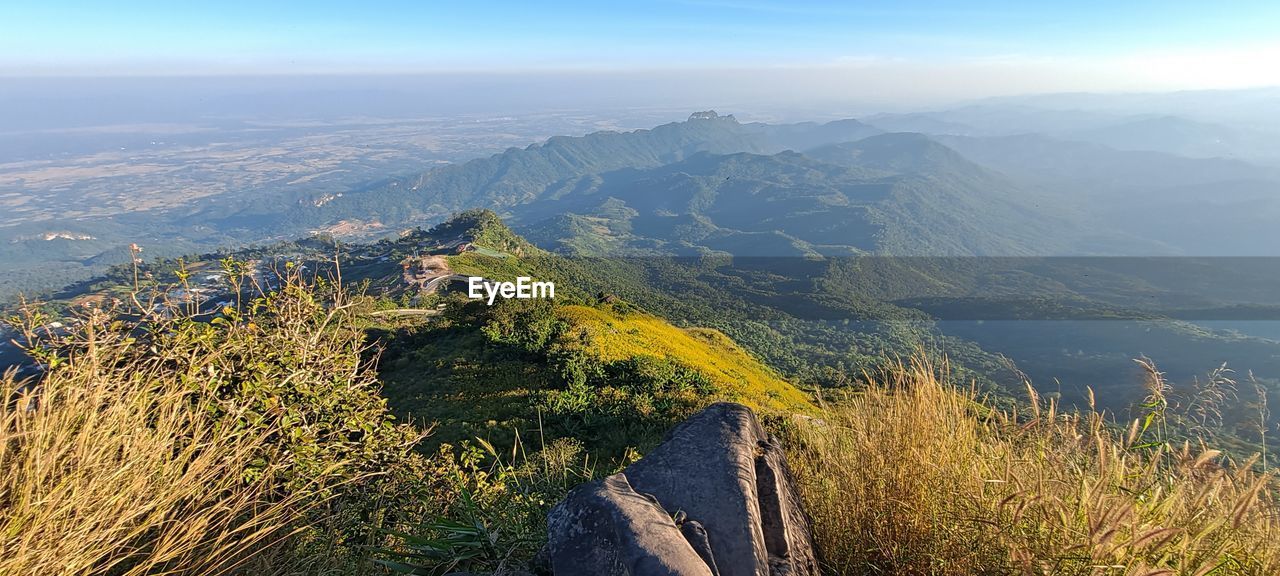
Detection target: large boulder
<box><xmin>545</xmin><ymin>403</ymin><xmax>818</xmax><ymax>576</ymax></box>
<box><xmin>545</xmin><ymin>474</ymin><xmax>716</xmax><ymax>576</ymax></box>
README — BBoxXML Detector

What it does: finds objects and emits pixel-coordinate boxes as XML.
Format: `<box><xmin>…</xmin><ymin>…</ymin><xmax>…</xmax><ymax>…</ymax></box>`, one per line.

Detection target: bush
<box><xmin>478</xmin><ymin>298</ymin><xmax>568</xmax><ymax>352</ymax></box>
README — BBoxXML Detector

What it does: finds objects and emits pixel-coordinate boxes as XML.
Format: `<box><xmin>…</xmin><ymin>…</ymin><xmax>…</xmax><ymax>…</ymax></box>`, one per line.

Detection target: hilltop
<box><xmin>372</xmin><ymin>211</ymin><xmax>814</xmax><ymax>458</ymax></box>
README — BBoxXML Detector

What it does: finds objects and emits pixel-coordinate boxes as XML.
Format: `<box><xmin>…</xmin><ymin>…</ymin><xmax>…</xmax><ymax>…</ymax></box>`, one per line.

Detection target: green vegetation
<box><xmin>556</xmin><ymin>304</ymin><xmax>810</xmax><ymax>411</ymax></box>
<box><xmin>516</xmin><ymin>144</ymin><xmax>1066</xmax><ymax>257</ymax></box>
<box><xmin>378</xmin><ymin>294</ymin><xmax>812</xmax><ymax>464</ymax></box>
<box><xmin>425</xmin><ymin>208</ymin><xmax>534</xmax><ymax>256</ymax></box>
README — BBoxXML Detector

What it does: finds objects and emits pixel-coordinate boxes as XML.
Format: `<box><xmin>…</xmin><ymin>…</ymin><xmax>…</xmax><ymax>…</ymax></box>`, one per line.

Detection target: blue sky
<box><xmin>4</xmin><ymin>1</ymin><xmax>1279</xmax><ymax>92</ymax></box>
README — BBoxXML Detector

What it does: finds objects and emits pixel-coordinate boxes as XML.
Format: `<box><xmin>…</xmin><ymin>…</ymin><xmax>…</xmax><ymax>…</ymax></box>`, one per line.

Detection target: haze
<box><xmin>5</xmin><ymin>1</ymin><xmax>1280</xmax><ymax>107</ymax></box>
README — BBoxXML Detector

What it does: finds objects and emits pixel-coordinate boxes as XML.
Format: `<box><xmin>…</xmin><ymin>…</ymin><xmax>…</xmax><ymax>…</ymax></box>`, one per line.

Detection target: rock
<box><xmin>546</xmin><ymin>474</ymin><xmax>716</xmax><ymax>576</ymax></box>
<box><xmin>545</xmin><ymin>403</ymin><xmax>818</xmax><ymax>576</ymax></box>
<box><xmin>679</xmin><ymin>520</ymin><xmax>721</xmax><ymax>576</ymax></box>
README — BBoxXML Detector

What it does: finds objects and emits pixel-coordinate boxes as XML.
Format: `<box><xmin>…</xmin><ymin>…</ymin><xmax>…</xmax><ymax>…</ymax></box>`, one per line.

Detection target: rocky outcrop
<box><xmin>545</xmin><ymin>403</ymin><xmax>818</xmax><ymax>576</ymax></box>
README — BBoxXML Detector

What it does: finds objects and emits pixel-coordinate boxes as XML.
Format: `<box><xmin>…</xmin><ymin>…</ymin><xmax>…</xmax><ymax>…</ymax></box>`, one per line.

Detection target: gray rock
<box><xmin>546</xmin><ymin>474</ymin><xmax>716</xmax><ymax>576</ymax></box>
<box><xmin>545</xmin><ymin>402</ymin><xmax>818</xmax><ymax>576</ymax></box>
<box><xmin>679</xmin><ymin>520</ymin><xmax>721</xmax><ymax>576</ymax></box>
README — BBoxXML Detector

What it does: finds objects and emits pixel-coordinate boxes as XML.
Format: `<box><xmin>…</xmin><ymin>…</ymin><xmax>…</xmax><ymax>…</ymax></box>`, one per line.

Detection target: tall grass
<box><xmin>788</xmin><ymin>359</ymin><xmax>1280</xmax><ymax>575</ymax></box>
<box><xmin>0</xmin><ymin>259</ymin><xmax>424</xmax><ymax>574</ymax></box>
<box><xmin>0</xmin><ymin>304</ymin><xmax>317</xmax><ymax>575</ymax></box>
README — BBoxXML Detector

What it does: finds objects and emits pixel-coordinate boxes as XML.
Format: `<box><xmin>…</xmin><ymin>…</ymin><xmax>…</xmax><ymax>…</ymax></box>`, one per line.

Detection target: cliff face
<box><xmin>545</xmin><ymin>403</ymin><xmax>818</xmax><ymax>576</ymax></box>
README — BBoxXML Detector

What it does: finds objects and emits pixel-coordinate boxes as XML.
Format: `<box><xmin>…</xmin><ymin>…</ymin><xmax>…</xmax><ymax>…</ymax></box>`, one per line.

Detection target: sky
<box><xmin>3</xmin><ymin>1</ymin><xmax>1280</xmax><ymax>100</ymax></box>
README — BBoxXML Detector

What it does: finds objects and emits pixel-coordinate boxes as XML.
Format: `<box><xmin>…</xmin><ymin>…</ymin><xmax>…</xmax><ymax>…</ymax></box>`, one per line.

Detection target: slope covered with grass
<box><xmin>377</xmin><ymin>296</ymin><xmax>813</xmax><ymax>464</ymax></box>
<box><xmin>555</xmin><ymin>304</ymin><xmax>811</xmax><ymax>412</ymax></box>
<box><xmin>1</xmin><ymin>270</ymin><xmax>432</xmax><ymax>575</ymax></box>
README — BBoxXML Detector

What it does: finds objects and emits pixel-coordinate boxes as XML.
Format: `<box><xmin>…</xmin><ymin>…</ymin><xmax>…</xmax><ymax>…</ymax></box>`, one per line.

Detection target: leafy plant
<box><xmin>377</xmin><ymin>490</ymin><xmax>519</xmax><ymax>575</ymax></box>
<box><xmin>377</xmin><ymin>437</ymin><xmax>593</xmax><ymax>575</ymax></box>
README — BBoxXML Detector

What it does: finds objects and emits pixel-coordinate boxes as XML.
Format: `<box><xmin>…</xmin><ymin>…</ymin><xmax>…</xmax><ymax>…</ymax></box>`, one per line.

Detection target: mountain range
<box><xmin>7</xmin><ymin>107</ymin><xmax>1280</xmax><ymax>327</ymax></box>
<box><xmin>197</xmin><ymin>111</ymin><xmax>1275</xmax><ymax>261</ymax></box>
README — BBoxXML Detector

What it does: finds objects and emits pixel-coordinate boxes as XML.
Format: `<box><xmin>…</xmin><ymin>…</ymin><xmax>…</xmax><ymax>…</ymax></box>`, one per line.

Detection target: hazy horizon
<box><xmin>6</xmin><ymin>1</ymin><xmax>1280</xmax><ymax>107</ymax></box>
<box><xmin>5</xmin><ymin>74</ymin><xmax>1280</xmax><ymax>133</ymax></box>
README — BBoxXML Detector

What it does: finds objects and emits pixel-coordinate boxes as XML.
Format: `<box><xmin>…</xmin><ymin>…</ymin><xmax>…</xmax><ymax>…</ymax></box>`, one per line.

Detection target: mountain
<box><xmin>863</xmin><ymin>97</ymin><xmax>1280</xmax><ymax>163</ymax></box>
<box><xmin>235</xmin><ymin>113</ymin><xmax>888</xmax><ymax>235</ymax></box>
<box><xmin>518</xmin><ymin>134</ymin><xmax>1077</xmax><ymax>256</ymax></box>
<box><xmin>934</xmin><ymin>133</ymin><xmax>1274</xmax><ymax>188</ymax></box>
<box><xmin>935</xmin><ymin>133</ymin><xmax>1280</xmax><ymax>255</ymax></box>
<box><xmin>861</xmin><ymin>112</ymin><xmax>977</xmax><ymax>135</ymax></box>
<box><xmin>13</xmin><ymin>115</ymin><xmax>1280</xmax><ymax>425</ymax></box>
<box><xmin>863</xmin><ymin>105</ymin><xmax>1129</xmax><ymax>136</ymax></box>
<box><xmin>14</xmin><ymin>110</ymin><xmax>1280</xmax><ymax>304</ymax></box>
<box><xmin>744</xmin><ymin>117</ymin><xmax>883</xmax><ymax>151</ymax></box>
<box><xmin>805</xmin><ymin>132</ymin><xmax>990</xmax><ymax>177</ymax></box>
<box><xmin>1067</xmin><ymin>115</ymin><xmax>1242</xmax><ymax>158</ymax></box>
<box><xmin>974</xmin><ymin>88</ymin><xmax>1280</xmax><ymax>150</ymax></box>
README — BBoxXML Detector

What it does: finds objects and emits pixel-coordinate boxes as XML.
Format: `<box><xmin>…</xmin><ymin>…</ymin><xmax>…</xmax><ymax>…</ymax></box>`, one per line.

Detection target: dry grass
<box><xmin>788</xmin><ymin>359</ymin><xmax>1280</xmax><ymax>575</ymax></box>
<box><xmin>0</xmin><ymin>305</ymin><xmax>316</xmax><ymax>575</ymax></box>
<box><xmin>0</xmin><ymin>259</ymin><xmax>421</xmax><ymax>575</ymax></box>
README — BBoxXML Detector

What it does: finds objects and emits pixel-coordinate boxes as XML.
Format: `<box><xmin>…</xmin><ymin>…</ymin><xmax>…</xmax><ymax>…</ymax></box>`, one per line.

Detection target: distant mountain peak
<box><xmin>689</xmin><ymin>110</ymin><xmax>736</xmax><ymax>122</ymax></box>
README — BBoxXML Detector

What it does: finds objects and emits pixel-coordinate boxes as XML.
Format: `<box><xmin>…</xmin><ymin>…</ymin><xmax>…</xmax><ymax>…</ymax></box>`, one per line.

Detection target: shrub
<box><xmin>478</xmin><ymin>298</ymin><xmax>568</xmax><ymax>352</ymax></box>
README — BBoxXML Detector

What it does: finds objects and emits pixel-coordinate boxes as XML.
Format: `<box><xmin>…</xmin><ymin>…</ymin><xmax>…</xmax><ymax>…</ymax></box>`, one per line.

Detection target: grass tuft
<box><xmin>0</xmin><ymin>306</ymin><xmax>315</xmax><ymax>575</ymax></box>
<box><xmin>788</xmin><ymin>358</ymin><xmax>1280</xmax><ymax>575</ymax></box>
